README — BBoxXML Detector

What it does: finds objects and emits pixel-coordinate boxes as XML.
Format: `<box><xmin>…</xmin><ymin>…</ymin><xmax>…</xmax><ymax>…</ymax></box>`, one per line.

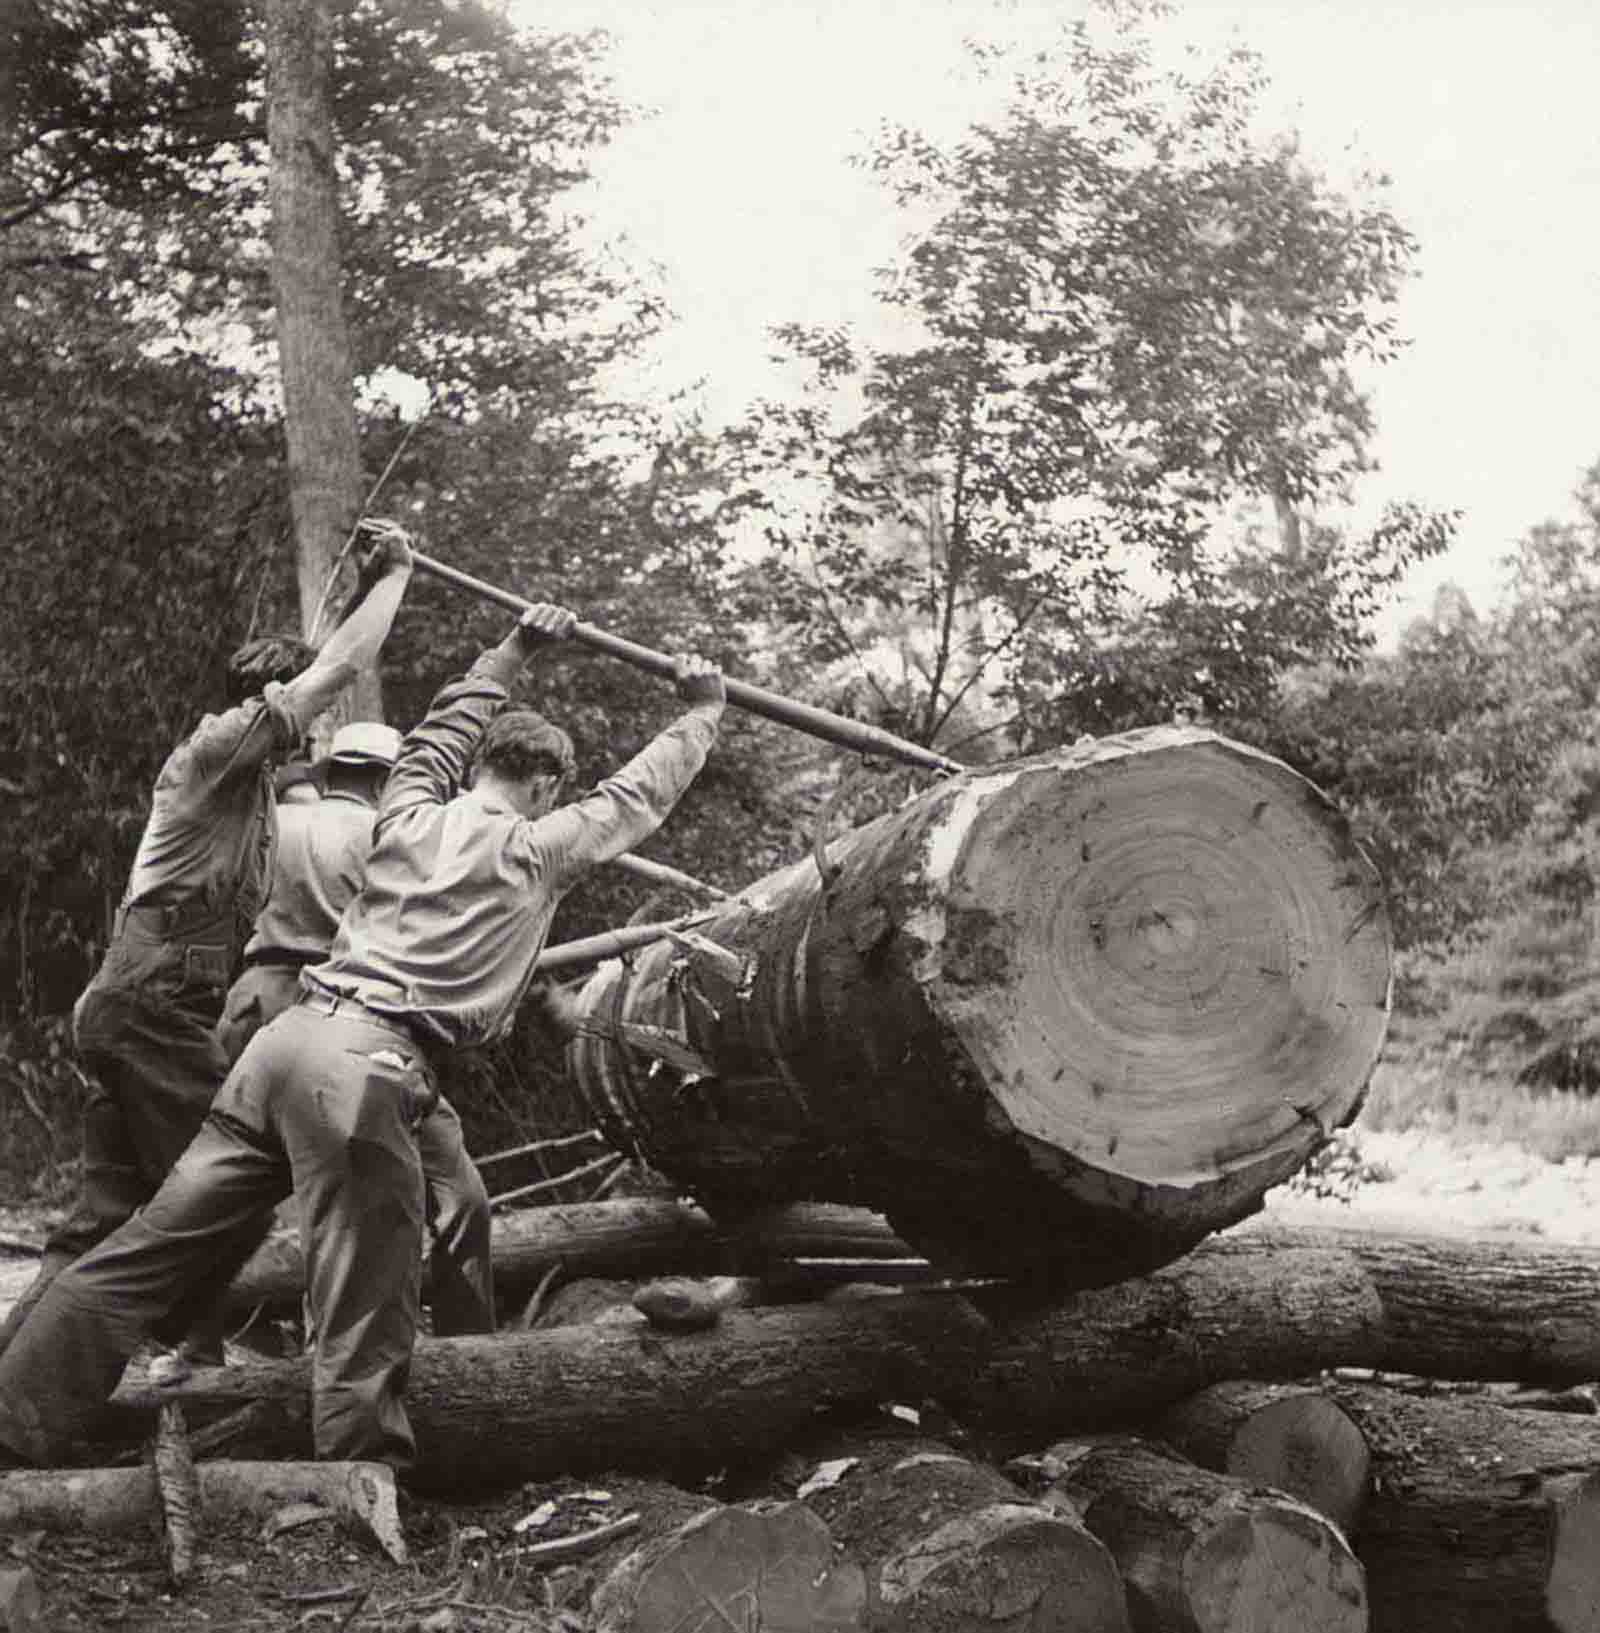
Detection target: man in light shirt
<box><xmin>0</xmin><ymin>604</ymin><xmax>724</xmax><ymax>1470</ymax></box>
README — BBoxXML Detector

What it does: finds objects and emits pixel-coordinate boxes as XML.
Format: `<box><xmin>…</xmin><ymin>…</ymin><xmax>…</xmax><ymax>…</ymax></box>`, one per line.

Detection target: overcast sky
<box><xmin>510</xmin><ymin>0</ymin><xmax>1600</xmax><ymax>640</ymax></box>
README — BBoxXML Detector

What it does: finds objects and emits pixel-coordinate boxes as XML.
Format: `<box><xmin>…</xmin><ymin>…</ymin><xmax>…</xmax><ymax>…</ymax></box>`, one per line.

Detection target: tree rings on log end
<box><xmin>1545</xmin><ymin>1471</ymin><xmax>1600</xmax><ymax>1633</ymax></box>
<box><xmin>928</xmin><ymin>728</ymin><xmax>1390</xmax><ymax>1195</ymax></box>
<box><xmin>877</xmin><ymin>1502</ymin><xmax>1129</xmax><ymax>1632</ymax></box>
<box><xmin>1186</xmin><ymin>1501</ymin><xmax>1368</xmax><ymax>1633</ymax></box>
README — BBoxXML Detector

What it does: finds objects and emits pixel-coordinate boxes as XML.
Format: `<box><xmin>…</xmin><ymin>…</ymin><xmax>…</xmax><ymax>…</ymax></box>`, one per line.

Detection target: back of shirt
<box><xmin>245</xmin><ymin>794</ymin><xmax>375</xmax><ymax>966</ymax></box>
<box><xmin>117</xmin><ymin>682</ymin><xmax>307</xmax><ymax>944</ymax></box>
<box><xmin>307</xmin><ymin>657</ymin><xmax>717</xmax><ymax>1050</ymax></box>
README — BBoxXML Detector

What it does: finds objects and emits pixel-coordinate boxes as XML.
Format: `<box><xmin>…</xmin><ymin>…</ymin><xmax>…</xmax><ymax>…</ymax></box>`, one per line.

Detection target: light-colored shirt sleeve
<box><xmin>377</xmin><ymin>648</ymin><xmax>520</xmax><ymax>833</ymax></box>
<box><xmin>183</xmin><ymin>682</ymin><xmax>307</xmax><ymax>786</ymax></box>
<box><xmin>515</xmin><ymin>708</ymin><xmax>720</xmax><ymax>890</ymax></box>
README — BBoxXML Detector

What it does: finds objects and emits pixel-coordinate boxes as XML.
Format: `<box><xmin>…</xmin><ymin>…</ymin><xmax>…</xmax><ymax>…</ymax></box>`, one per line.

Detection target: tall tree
<box><xmin>265</xmin><ymin>0</ymin><xmax>374</xmax><ymax>715</ymax></box>
<box><xmin>747</xmin><ymin>3</ymin><xmax>1451</xmax><ymax>757</ymax></box>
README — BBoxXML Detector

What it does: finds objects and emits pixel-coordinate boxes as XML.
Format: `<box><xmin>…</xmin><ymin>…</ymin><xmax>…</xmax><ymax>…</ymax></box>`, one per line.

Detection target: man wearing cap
<box><xmin>0</xmin><ymin>605</ymin><xmax>724</xmax><ymax>1471</ymax></box>
<box><xmin>218</xmin><ymin>720</ymin><xmax>497</xmax><ymax>1337</ymax></box>
<box><xmin>0</xmin><ymin>524</ymin><xmax>415</xmax><ymax>1361</ymax></box>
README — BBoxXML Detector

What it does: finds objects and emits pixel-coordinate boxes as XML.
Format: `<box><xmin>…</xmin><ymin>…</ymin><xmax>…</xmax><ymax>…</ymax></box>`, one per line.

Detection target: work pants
<box><xmin>0</xmin><ymin>1004</ymin><xmax>435</xmax><ymax>1469</ymax></box>
<box><xmin>0</xmin><ymin>981</ymin><xmax>261</xmax><ymax>1358</ymax></box>
<box><xmin>220</xmin><ymin>963</ymin><xmax>496</xmax><ymax>1334</ymax></box>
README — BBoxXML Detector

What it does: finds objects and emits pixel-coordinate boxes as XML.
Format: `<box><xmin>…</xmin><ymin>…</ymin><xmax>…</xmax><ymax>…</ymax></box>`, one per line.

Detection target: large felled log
<box><xmin>796</xmin><ymin>1434</ymin><xmax>1129</xmax><ymax>1632</ymax></box>
<box><xmin>114</xmin><ymin>1243</ymin><xmax>1380</xmax><ymax>1487</ymax></box>
<box><xmin>1033</xmin><ymin>1437</ymin><xmax>1368</xmax><ymax>1633</ymax></box>
<box><xmin>1235</xmin><ymin>1218</ymin><xmax>1600</xmax><ymax>1385</ymax></box>
<box><xmin>568</xmin><ymin>727</ymin><xmax>1390</xmax><ymax>1284</ymax></box>
<box><xmin>1156</xmin><ymin>1381</ymin><xmax>1371</xmax><ymax>1536</ymax></box>
<box><xmin>1327</xmin><ymin>1382</ymin><xmax>1600</xmax><ymax>1633</ymax></box>
<box><xmin>592</xmin><ymin>1501</ymin><xmax>866</xmax><ymax>1633</ymax></box>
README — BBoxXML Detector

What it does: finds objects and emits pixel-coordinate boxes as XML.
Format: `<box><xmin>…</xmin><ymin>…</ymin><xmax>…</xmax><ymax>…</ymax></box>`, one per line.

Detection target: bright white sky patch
<box><xmin>513</xmin><ymin>0</ymin><xmax>1600</xmax><ymax>641</ymax></box>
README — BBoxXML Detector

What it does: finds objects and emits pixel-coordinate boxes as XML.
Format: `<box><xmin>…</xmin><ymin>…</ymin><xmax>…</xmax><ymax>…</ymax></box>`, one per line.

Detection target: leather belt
<box><xmin>244</xmin><ymin>948</ymin><xmax>317</xmax><ymax>971</ymax></box>
<box><xmin>296</xmin><ymin>984</ymin><xmax>430</xmax><ymax>1056</ymax></box>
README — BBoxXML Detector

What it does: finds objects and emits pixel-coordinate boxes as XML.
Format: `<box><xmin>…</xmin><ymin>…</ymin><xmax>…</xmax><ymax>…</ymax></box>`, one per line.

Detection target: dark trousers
<box><xmin>0</xmin><ymin>982</ymin><xmax>265</xmax><ymax>1358</ymax></box>
<box><xmin>0</xmin><ymin>1005</ymin><xmax>435</xmax><ymax>1468</ymax></box>
<box><xmin>220</xmin><ymin>963</ymin><xmax>495</xmax><ymax>1334</ymax></box>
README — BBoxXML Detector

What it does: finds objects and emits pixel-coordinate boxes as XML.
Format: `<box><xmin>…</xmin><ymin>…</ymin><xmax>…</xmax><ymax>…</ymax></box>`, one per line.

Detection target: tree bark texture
<box><xmin>1155</xmin><ymin>1381</ymin><xmax>1371</xmax><ymax>1538</ymax></box>
<box><xmin>796</xmin><ymin>1433</ymin><xmax>1129</xmax><ymax>1632</ymax></box>
<box><xmin>265</xmin><ymin>0</ymin><xmax>379</xmax><ymax>719</ymax></box>
<box><xmin>1234</xmin><ymin>1218</ymin><xmax>1600</xmax><ymax>1384</ymax></box>
<box><xmin>113</xmin><ymin>1243</ymin><xmax>1378</xmax><ymax>1488</ymax></box>
<box><xmin>567</xmin><ymin>728</ymin><xmax>1391</xmax><ymax>1285</ymax></box>
<box><xmin>1327</xmin><ymin>1381</ymin><xmax>1600</xmax><ymax>1633</ymax></box>
<box><xmin>1035</xmin><ymin>1436</ymin><xmax>1368</xmax><ymax>1633</ymax></box>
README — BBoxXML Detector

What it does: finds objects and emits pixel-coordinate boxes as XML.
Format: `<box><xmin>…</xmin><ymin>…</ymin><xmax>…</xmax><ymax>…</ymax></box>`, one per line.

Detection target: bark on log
<box><xmin>1327</xmin><ymin>1382</ymin><xmax>1600</xmax><ymax>1633</ymax></box>
<box><xmin>592</xmin><ymin>1501</ymin><xmax>866</xmax><ymax>1633</ymax></box>
<box><xmin>1034</xmin><ymin>1436</ymin><xmax>1368</xmax><ymax>1633</ymax></box>
<box><xmin>1156</xmin><ymin>1381</ymin><xmax>1371</xmax><ymax>1537</ymax></box>
<box><xmin>1233</xmin><ymin>1218</ymin><xmax>1600</xmax><ymax>1384</ymax></box>
<box><xmin>0</xmin><ymin>1460</ymin><xmax>404</xmax><ymax>1563</ymax></box>
<box><xmin>112</xmin><ymin>1243</ymin><xmax>1378</xmax><ymax>1487</ymax></box>
<box><xmin>796</xmin><ymin>1433</ymin><xmax>1129</xmax><ymax>1632</ymax></box>
<box><xmin>117</xmin><ymin>1297</ymin><xmax>991</xmax><ymax>1492</ymax></box>
<box><xmin>567</xmin><ymin>728</ymin><xmax>1390</xmax><ymax>1285</ymax></box>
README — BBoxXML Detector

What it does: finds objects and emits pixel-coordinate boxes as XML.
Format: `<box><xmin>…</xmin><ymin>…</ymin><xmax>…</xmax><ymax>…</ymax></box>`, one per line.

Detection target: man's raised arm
<box><xmin>279</xmin><ymin>520</ymin><xmax>416</xmax><ymax>725</ymax></box>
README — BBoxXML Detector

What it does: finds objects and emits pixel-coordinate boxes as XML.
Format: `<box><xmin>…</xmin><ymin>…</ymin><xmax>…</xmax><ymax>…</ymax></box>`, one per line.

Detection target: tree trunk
<box><xmin>567</xmin><ymin>728</ymin><xmax>1390</xmax><ymax>1285</ymax></box>
<box><xmin>113</xmin><ymin>1243</ymin><xmax>1379</xmax><ymax>1488</ymax></box>
<box><xmin>796</xmin><ymin>1433</ymin><xmax>1129</xmax><ymax>1632</ymax></box>
<box><xmin>1156</xmin><ymin>1381</ymin><xmax>1370</xmax><ymax>1538</ymax></box>
<box><xmin>265</xmin><ymin>0</ymin><xmax>380</xmax><ymax>720</ymax></box>
<box><xmin>592</xmin><ymin>1501</ymin><xmax>866</xmax><ymax>1633</ymax></box>
<box><xmin>1234</xmin><ymin>1219</ymin><xmax>1600</xmax><ymax>1384</ymax></box>
<box><xmin>1035</xmin><ymin>1437</ymin><xmax>1368</xmax><ymax>1633</ymax></box>
<box><xmin>1327</xmin><ymin>1381</ymin><xmax>1600</xmax><ymax>1633</ymax></box>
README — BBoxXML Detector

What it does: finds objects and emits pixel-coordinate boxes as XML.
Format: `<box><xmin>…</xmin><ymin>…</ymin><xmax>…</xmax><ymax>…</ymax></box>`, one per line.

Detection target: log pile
<box><xmin>7</xmin><ymin>734</ymin><xmax>1595</xmax><ymax>1630</ymax></box>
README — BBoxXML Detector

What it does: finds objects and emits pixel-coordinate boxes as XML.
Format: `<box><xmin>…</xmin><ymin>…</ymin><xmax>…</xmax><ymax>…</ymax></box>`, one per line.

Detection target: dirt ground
<box><xmin>7</xmin><ymin>1124</ymin><xmax>1599</xmax><ymax>1630</ymax></box>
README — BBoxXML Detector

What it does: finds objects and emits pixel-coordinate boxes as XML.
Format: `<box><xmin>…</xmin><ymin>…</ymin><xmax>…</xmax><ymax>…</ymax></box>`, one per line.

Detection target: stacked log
<box><xmin>565</xmin><ymin>727</ymin><xmax>1391</xmax><ymax>1285</ymax></box>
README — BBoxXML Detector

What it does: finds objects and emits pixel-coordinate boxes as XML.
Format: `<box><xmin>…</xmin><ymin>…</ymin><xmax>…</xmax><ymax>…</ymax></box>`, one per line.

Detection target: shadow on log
<box><xmin>567</xmin><ymin>728</ymin><xmax>1391</xmax><ymax>1286</ymax></box>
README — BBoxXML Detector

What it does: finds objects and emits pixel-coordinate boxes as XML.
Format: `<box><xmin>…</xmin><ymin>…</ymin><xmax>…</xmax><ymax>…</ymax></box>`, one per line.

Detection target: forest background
<box><xmin>3</xmin><ymin>0</ymin><xmax>1596</xmax><ymax>1199</ymax></box>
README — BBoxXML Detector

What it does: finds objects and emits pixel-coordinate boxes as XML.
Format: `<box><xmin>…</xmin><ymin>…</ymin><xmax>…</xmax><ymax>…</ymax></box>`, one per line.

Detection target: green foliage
<box><xmin>745</xmin><ymin>4</ymin><xmax>1448</xmax><ymax>754</ymax></box>
<box><xmin>0</xmin><ymin>264</ymin><xmax>293</xmax><ymax>1015</ymax></box>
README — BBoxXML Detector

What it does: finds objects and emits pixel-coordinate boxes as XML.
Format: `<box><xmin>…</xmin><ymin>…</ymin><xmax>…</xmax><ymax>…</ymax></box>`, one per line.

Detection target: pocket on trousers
<box><xmin>356</xmin><ymin>1048</ymin><xmax>440</xmax><ymax>1130</ymax></box>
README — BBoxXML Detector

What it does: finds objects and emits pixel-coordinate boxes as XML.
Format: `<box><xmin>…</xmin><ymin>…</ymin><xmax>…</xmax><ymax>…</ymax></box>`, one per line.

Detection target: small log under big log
<box><xmin>1155</xmin><ymin>1381</ymin><xmax>1371</xmax><ymax>1537</ymax></box>
<box><xmin>112</xmin><ymin>1244</ymin><xmax>1380</xmax><ymax>1488</ymax></box>
<box><xmin>566</xmin><ymin>727</ymin><xmax>1391</xmax><ymax>1285</ymax></box>
<box><xmin>1326</xmin><ymin>1381</ymin><xmax>1600</xmax><ymax>1633</ymax></box>
<box><xmin>795</xmin><ymin>1433</ymin><xmax>1130</xmax><ymax>1633</ymax></box>
<box><xmin>1031</xmin><ymin>1436</ymin><xmax>1368</xmax><ymax>1633</ymax></box>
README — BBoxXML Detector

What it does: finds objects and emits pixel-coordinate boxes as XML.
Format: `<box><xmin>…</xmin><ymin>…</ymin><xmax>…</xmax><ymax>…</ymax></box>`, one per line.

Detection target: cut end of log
<box><xmin>929</xmin><ymin>730</ymin><xmax>1390</xmax><ymax>1192</ymax></box>
<box><xmin>879</xmin><ymin>1502</ymin><xmax>1129</xmax><ymax>1632</ymax></box>
<box><xmin>1227</xmin><ymin>1394</ymin><xmax>1371</xmax><ymax>1539</ymax></box>
<box><xmin>1189</xmin><ymin>1501</ymin><xmax>1367</xmax><ymax>1633</ymax></box>
<box><xmin>1547</xmin><ymin>1470</ymin><xmax>1600</xmax><ymax>1633</ymax></box>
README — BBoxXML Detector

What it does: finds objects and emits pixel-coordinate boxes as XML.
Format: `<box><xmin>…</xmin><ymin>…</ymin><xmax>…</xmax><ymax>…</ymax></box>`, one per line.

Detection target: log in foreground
<box><xmin>567</xmin><ymin>727</ymin><xmax>1391</xmax><ymax>1284</ymax></box>
<box><xmin>114</xmin><ymin>1243</ymin><xmax>1381</xmax><ymax>1488</ymax></box>
<box><xmin>796</xmin><ymin>1433</ymin><xmax>1129</xmax><ymax>1633</ymax></box>
<box><xmin>592</xmin><ymin>1502</ymin><xmax>866</xmax><ymax>1633</ymax></box>
<box><xmin>1156</xmin><ymin>1381</ymin><xmax>1371</xmax><ymax>1538</ymax></box>
<box><xmin>1033</xmin><ymin>1437</ymin><xmax>1368</xmax><ymax>1633</ymax></box>
<box><xmin>1328</xmin><ymin>1381</ymin><xmax>1600</xmax><ymax>1633</ymax></box>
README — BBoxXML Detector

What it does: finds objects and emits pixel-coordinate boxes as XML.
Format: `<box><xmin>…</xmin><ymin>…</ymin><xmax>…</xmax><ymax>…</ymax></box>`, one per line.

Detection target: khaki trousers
<box><xmin>0</xmin><ymin>1004</ymin><xmax>435</xmax><ymax>1469</ymax></box>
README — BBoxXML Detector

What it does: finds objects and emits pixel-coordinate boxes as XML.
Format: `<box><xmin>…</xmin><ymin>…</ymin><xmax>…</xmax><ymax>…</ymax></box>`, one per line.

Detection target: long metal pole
<box><xmin>411</xmin><ymin>550</ymin><xmax>964</xmax><ymax>777</ymax></box>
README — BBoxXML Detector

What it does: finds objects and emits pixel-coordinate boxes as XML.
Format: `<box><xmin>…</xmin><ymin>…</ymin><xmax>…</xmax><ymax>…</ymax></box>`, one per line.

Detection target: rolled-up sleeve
<box><xmin>518</xmin><ymin>709</ymin><xmax>719</xmax><ymax>888</ymax></box>
<box><xmin>377</xmin><ymin>650</ymin><xmax>518</xmax><ymax>833</ymax></box>
<box><xmin>186</xmin><ymin>681</ymin><xmax>306</xmax><ymax>784</ymax></box>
